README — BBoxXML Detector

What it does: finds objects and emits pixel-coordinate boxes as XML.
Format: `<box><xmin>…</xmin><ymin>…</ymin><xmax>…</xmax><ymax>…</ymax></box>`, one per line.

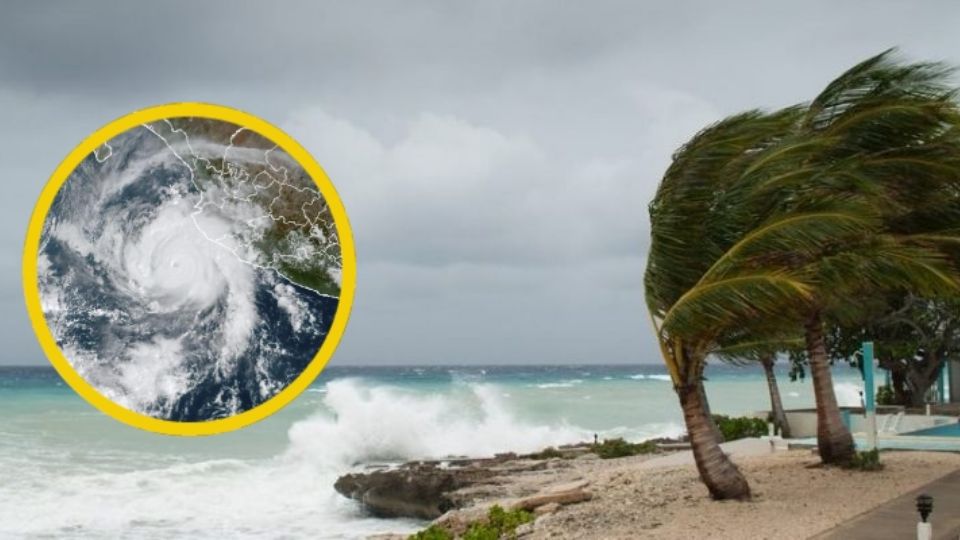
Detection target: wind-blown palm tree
<box><xmin>734</xmin><ymin>51</ymin><xmax>960</xmax><ymax>463</ymax></box>
<box><xmin>648</xmin><ymin>190</ymin><xmax>875</xmax><ymax>497</ymax></box>
<box><xmin>647</xmin><ymin>51</ymin><xmax>960</xmax><ymax>496</ymax></box>
<box><xmin>646</xmin><ymin>108</ymin><xmax>873</xmax><ymax>499</ymax></box>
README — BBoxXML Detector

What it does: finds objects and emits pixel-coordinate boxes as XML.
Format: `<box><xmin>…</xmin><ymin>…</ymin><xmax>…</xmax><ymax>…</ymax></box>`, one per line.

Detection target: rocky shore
<box><xmin>335</xmin><ymin>443</ymin><xmax>960</xmax><ymax>539</ymax></box>
<box><xmin>334</xmin><ymin>441</ymin><xmax>676</xmax><ymax>538</ymax></box>
<box><xmin>334</xmin><ymin>445</ymin><xmax>601</xmax><ymax>520</ymax></box>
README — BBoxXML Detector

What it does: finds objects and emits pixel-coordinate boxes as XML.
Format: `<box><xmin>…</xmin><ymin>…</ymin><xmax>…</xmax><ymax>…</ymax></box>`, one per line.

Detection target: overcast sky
<box><xmin>2</xmin><ymin>1</ymin><xmax>959</xmax><ymax>366</ymax></box>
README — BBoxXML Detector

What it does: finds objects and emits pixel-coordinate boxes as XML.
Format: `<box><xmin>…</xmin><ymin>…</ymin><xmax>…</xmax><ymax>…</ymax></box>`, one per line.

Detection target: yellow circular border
<box><xmin>22</xmin><ymin>103</ymin><xmax>356</xmax><ymax>436</ymax></box>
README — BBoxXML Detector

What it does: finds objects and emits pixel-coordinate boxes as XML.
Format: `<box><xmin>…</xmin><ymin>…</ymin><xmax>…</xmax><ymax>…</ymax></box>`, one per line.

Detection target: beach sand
<box><xmin>521</xmin><ymin>449</ymin><xmax>960</xmax><ymax>539</ymax></box>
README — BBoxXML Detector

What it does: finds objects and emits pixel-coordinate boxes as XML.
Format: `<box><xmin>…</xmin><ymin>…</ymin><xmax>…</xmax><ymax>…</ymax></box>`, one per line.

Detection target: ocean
<box><xmin>0</xmin><ymin>363</ymin><xmax>868</xmax><ymax>539</ymax></box>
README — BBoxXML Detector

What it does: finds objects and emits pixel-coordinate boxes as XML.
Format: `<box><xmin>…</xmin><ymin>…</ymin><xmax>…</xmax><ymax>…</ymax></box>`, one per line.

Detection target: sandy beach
<box><xmin>362</xmin><ymin>440</ymin><xmax>960</xmax><ymax>539</ymax></box>
<box><xmin>517</xmin><ymin>449</ymin><xmax>960</xmax><ymax>539</ymax></box>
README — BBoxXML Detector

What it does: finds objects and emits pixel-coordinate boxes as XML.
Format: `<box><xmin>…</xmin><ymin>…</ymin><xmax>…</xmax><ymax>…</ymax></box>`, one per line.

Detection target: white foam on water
<box><xmin>286</xmin><ymin>379</ymin><xmax>589</xmax><ymax>465</ymax></box>
<box><xmin>629</xmin><ymin>373</ymin><xmax>672</xmax><ymax>381</ymax></box>
<box><xmin>531</xmin><ymin>379</ymin><xmax>584</xmax><ymax>389</ymax></box>
<box><xmin>0</xmin><ymin>453</ymin><xmax>414</xmax><ymax>540</ymax></box>
<box><xmin>5</xmin><ymin>379</ymin><xmax>662</xmax><ymax>539</ymax></box>
<box><xmin>0</xmin><ymin>378</ymin><xmax>796</xmax><ymax>540</ymax></box>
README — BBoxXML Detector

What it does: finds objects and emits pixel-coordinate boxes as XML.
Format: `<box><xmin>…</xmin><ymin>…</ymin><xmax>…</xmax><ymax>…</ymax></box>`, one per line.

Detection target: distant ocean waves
<box><xmin>528</xmin><ymin>373</ymin><xmax>672</xmax><ymax>388</ymax></box>
<box><xmin>628</xmin><ymin>373</ymin><xmax>673</xmax><ymax>381</ymax></box>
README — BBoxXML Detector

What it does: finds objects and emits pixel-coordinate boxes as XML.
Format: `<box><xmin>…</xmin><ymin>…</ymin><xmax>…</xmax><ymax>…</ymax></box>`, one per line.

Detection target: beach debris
<box><xmin>534</xmin><ymin>502</ymin><xmax>562</xmax><ymax>516</ymax></box>
<box><xmin>507</xmin><ymin>480</ymin><xmax>593</xmax><ymax>512</ymax></box>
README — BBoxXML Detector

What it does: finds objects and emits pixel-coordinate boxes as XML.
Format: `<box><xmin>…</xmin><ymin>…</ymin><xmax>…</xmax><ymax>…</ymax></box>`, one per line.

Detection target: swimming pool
<box><xmin>791</xmin><ymin>434</ymin><xmax>960</xmax><ymax>452</ymax></box>
<box><xmin>904</xmin><ymin>422</ymin><xmax>960</xmax><ymax>437</ymax></box>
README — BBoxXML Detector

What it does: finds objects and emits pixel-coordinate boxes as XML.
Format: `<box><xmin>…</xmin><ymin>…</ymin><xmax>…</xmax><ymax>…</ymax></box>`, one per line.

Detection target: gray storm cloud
<box><xmin>2</xmin><ymin>0</ymin><xmax>960</xmax><ymax>364</ymax></box>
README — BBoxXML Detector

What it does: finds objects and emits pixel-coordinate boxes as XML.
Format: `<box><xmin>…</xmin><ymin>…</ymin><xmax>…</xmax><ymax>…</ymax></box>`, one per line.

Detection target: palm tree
<box><xmin>759</xmin><ymin>355</ymin><xmax>791</xmax><ymax>438</ymax></box>
<box><xmin>647</xmin><ymin>51</ymin><xmax>960</xmax><ymax>496</ymax></box>
<box><xmin>715</xmin><ymin>337</ymin><xmax>797</xmax><ymax>438</ymax></box>
<box><xmin>648</xmin><ymin>131</ymin><xmax>896</xmax><ymax>492</ymax></box>
<box><xmin>646</xmin><ymin>108</ymin><xmax>871</xmax><ymax>499</ymax></box>
<box><xmin>735</xmin><ymin>51</ymin><xmax>960</xmax><ymax>463</ymax></box>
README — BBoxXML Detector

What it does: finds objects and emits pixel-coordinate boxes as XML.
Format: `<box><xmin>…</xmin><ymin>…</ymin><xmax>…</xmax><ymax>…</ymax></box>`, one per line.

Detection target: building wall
<box><xmin>763</xmin><ymin>409</ymin><xmax>956</xmax><ymax>438</ymax></box>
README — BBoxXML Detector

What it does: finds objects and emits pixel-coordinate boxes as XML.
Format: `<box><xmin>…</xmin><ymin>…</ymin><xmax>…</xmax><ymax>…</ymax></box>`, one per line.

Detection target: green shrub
<box><xmin>463</xmin><ymin>505</ymin><xmax>534</xmax><ymax>540</ymax></box>
<box><xmin>712</xmin><ymin>415</ymin><xmax>768</xmax><ymax>441</ymax></box>
<box><xmin>590</xmin><ymin>437</ymin><xmax>657</xmax><ymax>459</ymax></box>
<box><xmin>488</xmin><ymin>505</ymin><xmax>534</xmax><ymax>532</ymax></box>
<box><xmin>876</xmin><ymin>385</ymin><xmax>896</xmax><ymax>406</ymax></box>
<box><xmin>409</xmin><ymin>524</ymin><xmax>453</xmax><ymax>540</ymax></box>
<box><xmin>527</xmin><ymin>446</ymin><xmax>565</xmax><ymax>459</ymax></box>
<box><xmin>462</xmin><ymin>525</ymin><xmax>499</xmax><ymax>540</ymax></box>
<box><xmin>846</xmin><ymin>448</ymin><xmax>883</xmax><ymax>471</ymax></box>
<box><xmin>408</xmin><ymin>505</ymin><xmax>533</xmax><ymax>540</ymax></box>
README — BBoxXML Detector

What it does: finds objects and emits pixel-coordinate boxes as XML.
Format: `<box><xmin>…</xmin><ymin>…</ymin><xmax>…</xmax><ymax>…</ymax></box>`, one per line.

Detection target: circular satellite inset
<box><xmin>23</xmin><ymin>104</ymin><xmax>355</xmax><ymax>435</ymax></box>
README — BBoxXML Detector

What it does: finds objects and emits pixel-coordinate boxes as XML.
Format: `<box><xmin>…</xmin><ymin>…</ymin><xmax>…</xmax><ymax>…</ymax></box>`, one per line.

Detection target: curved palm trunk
<box><xmin>677</xmin><ymin>380</ymin><xmax>751</xmax><ymax>500</ymax></box>
<box><xmin>698</xmin><ymin>379</ymin><xmax>725</xmax><ymax>442</ymax></box>
<box><xmin>803</xmin><ymin>311</ymin><xmax>855</xmax><ymax>464</ymax></box>
<box><xmin>760</xmin><ymin>355</ymin><xmax>791</xmax><ymax>438</ymax></box>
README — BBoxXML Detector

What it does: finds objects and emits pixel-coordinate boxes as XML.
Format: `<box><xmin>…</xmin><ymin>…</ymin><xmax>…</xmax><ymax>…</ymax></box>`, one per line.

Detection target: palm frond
<box><xmin>660</xmin><ymin>272</ymin><xmax>813</xmax><ymax>340</ymax></box>
<box><xmin>808</xmin><ymin>49</ymin><xmax>956</xmax><ymax>131</ymax></box>
<box><xmin>645</xmin><ymin>50</ymin><xmax>960</xmax><ymax>385</ymax></box>
<box><xmin>645</xmin><ymin>109</ymin><xmax>803</xmax><ymax>318</ymax></box>
<box><xmin>711</xmin><ymin>336</ymin><xmax>805</xmax><ymax>364</ymax></box>
<box><xmin>698</xmin><ymin>206</ymin><xmax>878</xmax><ymax>284</ymax></box>
<box><xmin>812</xmin><ymin>238</ymin><xmax>959</xmax><ymax>303</ymax></box>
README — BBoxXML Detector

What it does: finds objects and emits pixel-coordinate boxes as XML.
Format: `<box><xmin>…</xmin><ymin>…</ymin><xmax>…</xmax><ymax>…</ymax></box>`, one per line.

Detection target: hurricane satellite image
<box><xmin>36</xmin><ymin>116</ymin><xmax>342</xmax><ymax>421</ymax></box>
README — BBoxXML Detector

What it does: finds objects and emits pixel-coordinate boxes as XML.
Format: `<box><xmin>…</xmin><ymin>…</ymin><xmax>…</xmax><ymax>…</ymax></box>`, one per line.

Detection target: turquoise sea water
<box><xmin>0</xmin><ymin>363</ymin><xmax>868</xmax><ymax>539</ymax></box>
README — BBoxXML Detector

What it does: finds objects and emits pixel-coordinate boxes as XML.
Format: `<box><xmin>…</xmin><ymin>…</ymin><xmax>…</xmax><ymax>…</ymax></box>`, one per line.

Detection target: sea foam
<box><xmin>0</xmin><ymin>378</ymin><xmax>637</xmax><ymax>539</ymax></box>
<box><xmin>285</xmin><ymin>379</ymin><xmax>589</xmax><ymax>467</ymax></box>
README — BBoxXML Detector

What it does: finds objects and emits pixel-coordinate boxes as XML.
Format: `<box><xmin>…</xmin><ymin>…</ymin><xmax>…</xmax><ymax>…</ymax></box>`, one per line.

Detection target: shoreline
<box><xmin>347</xmin><ymin>441</ymin><xmax>960</xmax><ymax>539</ymax></box>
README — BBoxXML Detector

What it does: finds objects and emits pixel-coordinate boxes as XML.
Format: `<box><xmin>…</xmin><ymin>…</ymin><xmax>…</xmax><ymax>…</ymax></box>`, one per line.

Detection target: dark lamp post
<box><xmin>917</xmin><ymin>494</ymin><xmax>933</xmax><ymax>523</ymax></box>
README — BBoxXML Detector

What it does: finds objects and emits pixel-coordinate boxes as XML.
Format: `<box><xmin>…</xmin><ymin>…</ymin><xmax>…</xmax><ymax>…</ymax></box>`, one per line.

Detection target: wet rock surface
<box><xmin>334</xmin><ymin>448</ymin><xmax>591</xmax><ymax>520</ymax></box>
<box><xmin>334</xmin><ymin>461</ymin><xmax>496</xmax><ymax>519</ymax></box>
